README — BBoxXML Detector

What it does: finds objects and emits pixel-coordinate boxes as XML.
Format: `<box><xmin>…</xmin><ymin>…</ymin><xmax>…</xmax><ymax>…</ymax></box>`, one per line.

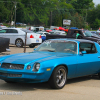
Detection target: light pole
<box><xmin>14</xmin><ymin>2</ymin><xmax>16</xmax><ymax>27</ymax></box>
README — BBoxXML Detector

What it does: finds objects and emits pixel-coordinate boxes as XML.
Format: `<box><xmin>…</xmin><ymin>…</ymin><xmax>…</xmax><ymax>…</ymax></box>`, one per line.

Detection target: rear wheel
<box><xmin>15</xmin><ymin>39</ymin><xmax>23</xmax><ymax>47</ymax></box>
<box><xmin>49</xmin><ymin>66</ymin><xmax>67</xmax><ymax>89</ymax></box>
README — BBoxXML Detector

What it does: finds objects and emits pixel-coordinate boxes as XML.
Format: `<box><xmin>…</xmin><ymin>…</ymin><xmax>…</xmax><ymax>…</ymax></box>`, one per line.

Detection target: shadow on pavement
<box><xmin>67</xmin><ymin>75</ymin><xmax>99</xmax><ymax>84</ymax></box>
<box><xmin>0</xmin><ymin>81</ymin><xmax>51</xmax><ymax>91</ymax></box>
<box><xmin>0</xmin><ymin>75</ymin><xmax>99</xmax><ymax>91</ymax></box>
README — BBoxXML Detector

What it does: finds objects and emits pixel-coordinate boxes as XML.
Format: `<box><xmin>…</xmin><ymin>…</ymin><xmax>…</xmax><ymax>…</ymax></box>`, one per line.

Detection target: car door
<box><xmin>0</xmin><ymin>29</ymin><xmax>19</xmax><ymax>45</ymax></box>
<box><xmin>6</xmin><ymin>29</ymin><xmax>19</xmax><ymax>44</ymax></box>
<box><xmin>76</xmin><ymin>42</ymin><xmax>100</xmax><ymax>77</ymax></box>
<box><xmin>0</xmin><ymin>29</ymin><xmax>8</xmax><ymax>38</ymax></box>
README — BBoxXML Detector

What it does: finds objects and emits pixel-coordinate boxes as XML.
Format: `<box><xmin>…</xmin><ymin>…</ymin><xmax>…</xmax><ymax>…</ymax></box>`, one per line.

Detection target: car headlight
<box><xmin>33</xmin><ymin>63</ymin><xmax>40</xmax><ymax>72</ymax></box>
<box><xmin>26</xmin><ymin>65</ymin><xmax>31</xmax><ymax>70</ymax></box>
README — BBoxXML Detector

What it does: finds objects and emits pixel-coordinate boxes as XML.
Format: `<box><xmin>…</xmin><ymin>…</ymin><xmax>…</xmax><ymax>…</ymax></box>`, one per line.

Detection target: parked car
<box><xmin>96</xmin><ymin>29</ymin><xmax>100</xmax><ymax>36</ymax></box>
<box><xmin>70</xmin><ymin>27</ymin><xmax>78</xmax><ymax>29</ymax></box>
<box><xmin>0</xmin><ymin>39</ymin><xmax>100</xmax><ymax>89</ymax></box>
<box><xmin>89</xmin><ymin>31</ymin><xmax>99</xmax><ymax>37</ymax></box>
<box><xmin>36</xmin><ymin>32</ymin><xmax>50</xmax><ymax>41</ymax></box>
<box><xmin>49</xmin><ymin>30</ymin><xmax>66</xmax><ymax>35</ymax></box>
<box><xmin>46</xmin><ymin>29</ymin><xmax>100</xmax><ymax>45</ymax></box>
<box><xmin>0</xmin><ymin>37</ymin><xmax>10</xmax><ymax>52</ymax></box>
<box><xmin>90</xmin><ymin>31</ymin><xmax>96</xmax><ymax>34</ymax></box>
<box><xmin>0</xmin><ymin>25</ymin><xmax>7</xmax><ymax>29</ymax></box>
<box><xmin>36</xmin><ymin>31</ymin><xmax>50</xmax><ymax>36</ymax></box>
<box><xmin>97</xmin><ymin>29</ymin><xmax>100</xmax><ymax>33</ymax></box>
<box><xmin>0</xmin><ymin>28</ymin><xmax>42</xmax><ymax>48</ymax></box>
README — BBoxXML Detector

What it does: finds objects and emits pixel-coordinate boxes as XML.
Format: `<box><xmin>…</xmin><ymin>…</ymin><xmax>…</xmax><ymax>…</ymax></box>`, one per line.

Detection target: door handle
<box><xmin>98</xmin><ymin>56</ymin><xmax>100</xmax><ymax>58</ymax></box>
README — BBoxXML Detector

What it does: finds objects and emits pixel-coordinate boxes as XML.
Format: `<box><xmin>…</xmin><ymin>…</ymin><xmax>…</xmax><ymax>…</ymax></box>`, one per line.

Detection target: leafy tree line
<box><xmin>0</xmin><ymin>0</ymin><xmax>99</xmax><ymax>29</ymax></box>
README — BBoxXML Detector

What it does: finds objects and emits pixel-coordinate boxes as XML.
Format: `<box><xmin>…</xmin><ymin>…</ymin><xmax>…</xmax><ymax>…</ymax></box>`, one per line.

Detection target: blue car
<box><xmin>0</xmin><ymin>39</ymin><xmax>100</xmax><ymax>89</ymax></box>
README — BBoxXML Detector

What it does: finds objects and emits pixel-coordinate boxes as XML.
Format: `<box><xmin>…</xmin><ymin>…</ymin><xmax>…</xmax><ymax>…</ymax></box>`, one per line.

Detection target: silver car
<box><xmin>0</xmin><ymin>28</ymin><xmax>42</xmax><ymax>48</ymax></box>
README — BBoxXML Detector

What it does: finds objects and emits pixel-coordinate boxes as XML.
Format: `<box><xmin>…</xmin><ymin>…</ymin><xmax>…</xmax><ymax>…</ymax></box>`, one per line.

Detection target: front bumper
<box><xmin>0</xmin><ymin>69</ymin><xmax>49</xmax><ymax>83</ymax></box>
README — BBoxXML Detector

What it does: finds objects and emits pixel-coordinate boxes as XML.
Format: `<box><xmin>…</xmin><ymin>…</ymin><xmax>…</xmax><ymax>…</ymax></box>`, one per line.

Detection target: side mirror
<box><xmin>81</xmin><ymin>51</ymin><xmax>87</xmax><ymax>54</ymax></box>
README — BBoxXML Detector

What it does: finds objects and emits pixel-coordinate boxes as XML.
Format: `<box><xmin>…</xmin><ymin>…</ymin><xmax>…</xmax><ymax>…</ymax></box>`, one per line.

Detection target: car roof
<box><xmin>49</xmin><ymin>38</ymin><xmax>95</xmax><ymax>44</ymax></box>
<box><xmin>1</xmin><ymin>28</ymin><xmax>22</xmax><ymax>30</ymax></box>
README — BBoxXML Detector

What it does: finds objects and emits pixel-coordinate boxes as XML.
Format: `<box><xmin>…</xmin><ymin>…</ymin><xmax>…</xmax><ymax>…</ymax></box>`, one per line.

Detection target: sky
<box><xmin>93</xmin><ymin>0</ymin><xmax>100</xmax><ymax>5</ymax></box>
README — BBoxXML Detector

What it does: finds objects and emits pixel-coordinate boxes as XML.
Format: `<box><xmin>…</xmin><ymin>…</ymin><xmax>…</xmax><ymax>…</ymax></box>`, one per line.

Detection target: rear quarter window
<box><xmin>79</xmin><ymin>43</ymin><xmax>97</xmax><ymax>54</ymax></box>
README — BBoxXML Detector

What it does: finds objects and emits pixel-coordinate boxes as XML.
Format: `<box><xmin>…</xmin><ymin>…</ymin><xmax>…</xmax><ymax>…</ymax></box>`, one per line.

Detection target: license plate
<box><xmin>36</xmin><ymin>40</ymin><xmax>39</xmax><ymax>42</ymax></box>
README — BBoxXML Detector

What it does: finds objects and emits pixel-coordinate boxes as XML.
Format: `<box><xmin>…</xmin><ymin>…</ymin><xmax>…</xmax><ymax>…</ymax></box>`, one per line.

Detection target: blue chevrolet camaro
<box><xmin>0</xmin><ymin>39</ymin><xmax>100</xmax><ymax>89</ymax></box>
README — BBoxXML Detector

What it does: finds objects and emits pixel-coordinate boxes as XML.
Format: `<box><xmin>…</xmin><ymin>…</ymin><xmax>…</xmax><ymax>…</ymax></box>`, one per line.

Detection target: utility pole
<box><xmin>15</xmin><ymin>3</ymin><xmax>16</xmax><ymax>27</ymax></box>
<box><xmin>50</xmin><ymin>11</ymin><xmax>52</xmax><ymax>26</ymax></box>
<box><xmin>12</xmin><ymin>1</ymin><xmax>17</xmax><ymax>27</ymax></box>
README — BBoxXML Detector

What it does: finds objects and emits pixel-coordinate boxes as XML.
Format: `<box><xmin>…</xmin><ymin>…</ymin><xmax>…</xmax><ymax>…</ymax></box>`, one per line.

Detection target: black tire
<box><xmin>98</xmin><ymin>73</ymin><xmax>100</xmax><ymax>79</ymax></box>
<box><xmin>49</xmin><ymin>66</ymin><xmax>67</xmax><ymax>89</ymax></box>
<box><xmin>5</xmin><ymin>80</ymin><xmax>16</xmax><ymax>83</ymax></box>
<box><xmin>29</xmin><ymin>44</ymin><xmax>35</xmax><ymax>48</ymax></box>
<box><xmin>15</xmin><ymin>39</ymin><xmax>23</xmax><ymax>47</ymax></box>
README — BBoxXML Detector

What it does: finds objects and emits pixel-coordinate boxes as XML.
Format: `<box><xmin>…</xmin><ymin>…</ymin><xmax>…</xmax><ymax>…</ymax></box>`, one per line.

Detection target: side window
<box><xmin>79</xmin><ymin>43</ymin><xmax>97</xmax><ymax>54</ymax></box>
<box><xmin>72</xmin><ymin>31</ymin><xmax>76</xmax><ymax>38</ymax></box>
<box><xmin>0</xmin><ymin>29</ymin><xmax>7</xmax><ymax>33</ymax></box>
<box><xmin>6</xmin><ymin>29</ymin><xmax>18</xmax><ymax>33</ymax></box>
<box><xmin>71</xmin><ymin>31</ymin><xmax>81</xmax><ymax>38</ymax></box>
<box><xmin>6</xmin><ymin>29</ymin><xmax>12</xmax><ymax>33</ymax></box>
<box><xmin>12</xmin><ymin>29</ymin><xmax>18</xmax><ymax>33</ymax></box>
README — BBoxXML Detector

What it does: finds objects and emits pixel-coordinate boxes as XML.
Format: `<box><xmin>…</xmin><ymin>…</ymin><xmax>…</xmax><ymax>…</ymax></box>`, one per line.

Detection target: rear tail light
<box><xmin>99</xmin><ymin>33</ymin><xmax>100</xmax><ymax>35</ymax></box>
<box><xmin>39</xmin><ymin>35</ymin><xmax>41</xmax><ymax>38</ymax></box>
<box><xmin>30</xmin><ymin>35</ymin><xmax>34</xmax><ymax>38</ymax></box>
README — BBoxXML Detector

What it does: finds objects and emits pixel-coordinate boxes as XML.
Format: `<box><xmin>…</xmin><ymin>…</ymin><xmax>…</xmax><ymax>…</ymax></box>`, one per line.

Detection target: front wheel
<box><xmin>49</xmin><ymin>66</ymin><xmax>67</xmax><ymax>89</ymax></box>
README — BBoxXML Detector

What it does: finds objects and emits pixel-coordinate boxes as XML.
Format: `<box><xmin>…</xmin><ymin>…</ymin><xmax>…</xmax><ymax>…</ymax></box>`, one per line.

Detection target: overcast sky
<box><xmin>93</xmin><ymin>0</ymin><xmax>100</xmax><ymax>5</ymax></box>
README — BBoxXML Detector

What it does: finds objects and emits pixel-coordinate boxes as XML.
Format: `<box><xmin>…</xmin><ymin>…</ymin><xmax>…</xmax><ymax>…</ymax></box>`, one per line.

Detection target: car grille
<box><xmin>0</xmin><ymin>72</ymin><xmax>22</xmax><ymax>77</ymax></box>
<box><xmin>1</xmin><ymin>63</ymin><xmax>24</xmax><ymax>70</ymax></box>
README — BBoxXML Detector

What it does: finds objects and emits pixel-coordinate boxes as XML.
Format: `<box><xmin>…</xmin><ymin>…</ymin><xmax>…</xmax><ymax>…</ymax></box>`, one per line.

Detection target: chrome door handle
<box><xmin>98</xmin><ymin>56</ymin><xmax>100</xmax><ymax>58</ymax></box>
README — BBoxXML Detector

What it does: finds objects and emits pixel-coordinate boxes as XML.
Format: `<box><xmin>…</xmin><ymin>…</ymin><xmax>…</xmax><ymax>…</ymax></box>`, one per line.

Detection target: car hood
<box><xmin>1</xmin><ymin>51</ymin><xmax>74</xmax><ymax>64</ymax></box>
<box><xmin>86</xmin><ymin>36</ymin><xmax>100</xmax><ymax>40</ymax></box>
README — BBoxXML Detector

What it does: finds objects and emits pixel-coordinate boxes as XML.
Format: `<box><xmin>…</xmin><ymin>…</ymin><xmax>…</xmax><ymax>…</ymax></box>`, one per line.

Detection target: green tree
<box><xmin>93</xmin><ymin>18</ymin><xmax>100</xmax><ymax>29</ymax></box>
<box><xmin>87</xmin><ymin>4</ymin><xmax>100</xmax><ymax>29</ymax></box>
<box><xmin>0</xmin><ymin>1</ymin><xmax>10</xmax><ymax>22</ymax></box>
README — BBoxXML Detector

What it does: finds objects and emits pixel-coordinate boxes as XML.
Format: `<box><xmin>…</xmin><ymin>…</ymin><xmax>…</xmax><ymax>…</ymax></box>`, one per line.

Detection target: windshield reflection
<box><xmin>35</xmin><ymin>40</ymin><xmax>77</xmax><ymax>54</ymax></box>
<box><xmin>83</xmin><ymin>31</ymin><xmax>92</xmax><ymax>37</ymax></box>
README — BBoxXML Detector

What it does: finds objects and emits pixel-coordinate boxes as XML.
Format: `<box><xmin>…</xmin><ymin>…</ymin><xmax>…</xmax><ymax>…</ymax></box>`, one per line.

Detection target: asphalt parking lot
<box><xmin>0</xmin><ymin>45</ymin><xmax>100</xmax><ymax>100</ymax></box>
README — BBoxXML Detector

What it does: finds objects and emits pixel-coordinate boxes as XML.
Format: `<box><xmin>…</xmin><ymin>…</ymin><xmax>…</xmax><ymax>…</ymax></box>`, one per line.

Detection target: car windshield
<box><xmin>83</xmin><ymin>31</ymin><xmax>92</xmax><ymax>37</ymax></box>
<box><xmin>21</xmin><ymin>29</ymin><xmax>34</xmax><ymax>33</ymax></box>
<box><xmin>35</xmin><ymin>40</ymin><xmax>77</xmax><ymax>54</ymax></box>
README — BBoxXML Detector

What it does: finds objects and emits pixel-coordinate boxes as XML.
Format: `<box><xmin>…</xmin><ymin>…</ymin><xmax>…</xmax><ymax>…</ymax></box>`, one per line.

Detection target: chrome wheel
<box><xmin>49</xmin><ymin>66</ymin><xmax>67</xmax><ymax>89</ymax></box>
<box><xmin>56</xmin><ymin>68</ymin><xmax>66</xmax><ymax>87</ymax></box>
<box><xmin>15</xmin><ymin>39</ymin><xmax>23</xmax><ymax>47</ymax></box>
